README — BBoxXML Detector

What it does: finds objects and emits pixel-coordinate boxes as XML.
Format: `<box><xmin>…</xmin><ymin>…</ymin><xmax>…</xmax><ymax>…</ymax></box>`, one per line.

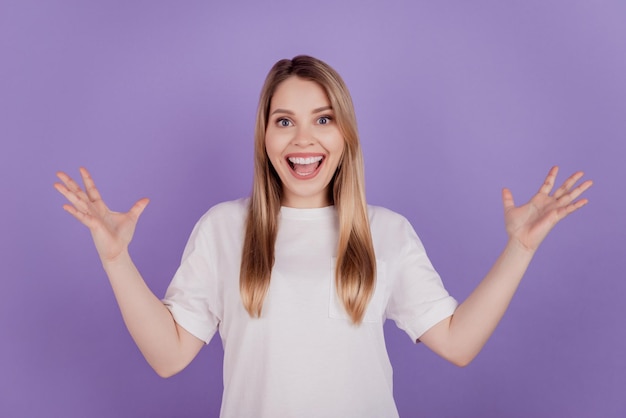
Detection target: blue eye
<box><xmin>318</xmin><ymin>116</ymin><xmax>332</xmax><ymax>125</ymax></box>
<box><xmin>277</xmin><ymin>118</ymin><xmax>292</xmax><ymax>127</ymax></box>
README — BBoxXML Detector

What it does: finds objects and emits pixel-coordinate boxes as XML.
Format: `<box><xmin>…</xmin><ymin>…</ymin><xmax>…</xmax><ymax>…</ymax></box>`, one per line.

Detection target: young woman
<box><xmin>54</xmin><ymin>55</ymin><xmax>592</xmax><ymax>417</ymax></box>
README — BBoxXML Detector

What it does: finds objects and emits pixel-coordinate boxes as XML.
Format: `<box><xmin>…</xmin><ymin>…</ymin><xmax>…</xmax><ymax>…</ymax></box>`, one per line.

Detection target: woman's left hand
<box><xmin>502</xmin><ymin>166</ymin><xmax>593</xmax><ymax>253</ymax></box>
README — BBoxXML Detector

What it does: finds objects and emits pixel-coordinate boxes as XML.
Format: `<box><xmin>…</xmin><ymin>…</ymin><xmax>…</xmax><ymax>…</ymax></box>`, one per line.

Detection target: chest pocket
<box><xmin>328</xmin><ymin>258</ymin><xmax>387</xmax><ymax>323</ymax></box>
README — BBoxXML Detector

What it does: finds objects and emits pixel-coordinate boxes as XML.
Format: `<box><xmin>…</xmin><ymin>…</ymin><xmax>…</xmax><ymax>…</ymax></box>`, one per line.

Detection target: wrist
<box><xmin>101</xmin><ymin>248</ymin><xmax>132</xmax><ymax>270</ymax></box>
<box><xmin>505</xmin><ymin>238</ymin><xmax>537</xmax><ymax>259</ymax></box>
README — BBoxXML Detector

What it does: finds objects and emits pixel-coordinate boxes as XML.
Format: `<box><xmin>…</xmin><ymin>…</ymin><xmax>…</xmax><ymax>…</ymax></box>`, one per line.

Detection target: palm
<box><xmin>502</xmin><ymin>167</ymin><xmax>592</xmax><ymax>252</ymax></box>
<box><xmin>87</xmin><ymin>202</ymin><xmax>141</xmax><ymax>259</ymax></box>
<box><xmin>54</xmin><ymin>168</ymin><xmax>149</xmax><ymax>262</ymax></box>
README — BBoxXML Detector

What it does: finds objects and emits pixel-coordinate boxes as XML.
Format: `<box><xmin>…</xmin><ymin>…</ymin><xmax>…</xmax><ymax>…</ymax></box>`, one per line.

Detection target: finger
<box><xmin>129</xmin><ymin>198</ymin><xmax>150</xmax><ymax>221</ymax></box>
<box><xmin>538</xmin><ymin>166</ymin><xmax>559</xmax><ymax>195</ymax></box>
<box><xmin>56</xmin><ymin>171</ymin><xmax>90</xmax><ymax>203</ymax></box>
<box><xmin>502</xmin><ymin>188</ymin><xmax>515</xmax><ymax>211</ymax></box>
<box><xmin>53</xmin><ymin>181</ymin><xmax>91</xmax><ymax>213</ymax></box>
<box><xmin>553</xmin><ymin>171</ymin><xmax>585</xmax><ymax>199</ymax></box>
<box><xmin>61</xmin><ymin>203</ymin><xmax>97</xmax><ymax>229</ymax></box>
<box><xmin>557</xmin><ymin>179</ymin><xmax>594</xmax><ymax>207</ymax></box>
<box><xmin>79</xmin><ymin>167</ymin><xmax>103</xmax><ymax>203</ymax></box>
<box><xmin>556</xmin><ymin>197</ymin><xmax>590</xmax><ymax>220</ymax></box>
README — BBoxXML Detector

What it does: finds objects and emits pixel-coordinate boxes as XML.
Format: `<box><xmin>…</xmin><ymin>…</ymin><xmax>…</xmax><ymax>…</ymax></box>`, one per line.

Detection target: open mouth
<box><xmin>287</xmin><ymin>155</ymin><xmax>324</xmax><ymax>178</ymax></box>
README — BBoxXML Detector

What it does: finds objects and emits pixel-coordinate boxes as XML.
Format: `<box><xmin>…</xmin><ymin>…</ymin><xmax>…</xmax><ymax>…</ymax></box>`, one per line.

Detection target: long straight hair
<box><xmin>240</xmin><ymin>55</ymin><xmax>376</xmax><ymax>324</ymax></box>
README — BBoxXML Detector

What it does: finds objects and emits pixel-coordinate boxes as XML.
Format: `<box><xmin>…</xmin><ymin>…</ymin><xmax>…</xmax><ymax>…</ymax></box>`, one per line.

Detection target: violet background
<box><xmin>1</xmin><ymin>1</ymin><xmax>625</xmax><ymax>417</ymax></box>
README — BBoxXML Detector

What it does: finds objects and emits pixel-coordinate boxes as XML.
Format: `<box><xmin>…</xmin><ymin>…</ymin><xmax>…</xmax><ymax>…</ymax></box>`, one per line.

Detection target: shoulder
<box><xmin>367</xmin><ymin>204</ymin><xmax>424</xmax><ymax>255</ymax></box>
<box><xmin>367</xmin><ymin>204</ymin><xmax>412</xmax><ymax>231</ymax></box>
<box><xmin>204</xmin><ymin>197</ymin><xmax>249</xmax><ymax>218</ymax></box>
<box><xmin>195</xmin><ymin>198</ymin><xmax>249</xmax><ymax>230</ymax></box>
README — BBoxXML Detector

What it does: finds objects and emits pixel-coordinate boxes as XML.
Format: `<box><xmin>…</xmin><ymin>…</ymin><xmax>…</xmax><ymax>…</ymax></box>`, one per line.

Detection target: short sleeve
<box><xmin>384</xmin><ymin>216</ymin><xmax>458</xmax><ymax>342</ymax></box>
<box><xmin>162</xmin><ymin>213</ymin><xmax>221</xmax><ymax>344</ymax></box>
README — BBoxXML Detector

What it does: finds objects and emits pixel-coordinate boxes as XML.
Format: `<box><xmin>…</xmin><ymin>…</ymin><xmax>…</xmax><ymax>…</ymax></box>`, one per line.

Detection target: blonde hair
<box><xmin>240</xmin><ymin>55</ymin><xmax>376</xmax><ymax>324</ymax></box>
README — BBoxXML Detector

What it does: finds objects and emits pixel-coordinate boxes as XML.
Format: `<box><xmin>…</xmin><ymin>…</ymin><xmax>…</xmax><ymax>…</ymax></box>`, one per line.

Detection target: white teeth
<box><xmin>288</xmin><ymin>156</ymin><xmax>323</xmax><ymax>165</ymax></box>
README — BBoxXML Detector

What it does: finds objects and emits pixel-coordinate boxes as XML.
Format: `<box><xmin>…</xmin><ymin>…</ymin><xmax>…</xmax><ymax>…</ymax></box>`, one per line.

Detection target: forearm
<box><xmin>102</xmin><ymin>251</ymin><xmax>189</xmax><ymax>377</ymax></box>
<box><xmin>435</xmin><ymin>240</ymin><xmax>535</xmax><ymax>366</ymax></box>
<box><xmin>420</xmin><ymin>168</ymin><xmax>591</xmax><ymax>366</ymax></box>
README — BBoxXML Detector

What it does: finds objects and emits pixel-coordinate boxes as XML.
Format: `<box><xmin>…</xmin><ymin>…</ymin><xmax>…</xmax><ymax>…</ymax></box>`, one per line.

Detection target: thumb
<box><xmin>502</xmin><ymin>188</ymin><xmax>515</xmax><ymax>212</ymax></box>
<box><xmin>129</xmin><ymin>197</ymin><xmax>150</xmax><ymax>220</ymax></box>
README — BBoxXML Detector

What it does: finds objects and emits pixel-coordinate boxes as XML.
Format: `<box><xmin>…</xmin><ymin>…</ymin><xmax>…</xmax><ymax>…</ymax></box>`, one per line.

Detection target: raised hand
<box><xmin>54</xmin><ymin>167</ymin><xmax>149</xmax><ymax>263</ymax></box>
<box><xmin>502</xmin><ymin>166</ymin><xmax>593</xmax><ymax>253</ymax></box>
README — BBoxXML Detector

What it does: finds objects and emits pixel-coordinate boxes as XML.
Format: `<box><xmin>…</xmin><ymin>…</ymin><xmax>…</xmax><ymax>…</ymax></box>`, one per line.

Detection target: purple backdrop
<box><xmin>2</xmin><ymin>1</ymin><xmax>624</xmax><ymax>417</ymax></box>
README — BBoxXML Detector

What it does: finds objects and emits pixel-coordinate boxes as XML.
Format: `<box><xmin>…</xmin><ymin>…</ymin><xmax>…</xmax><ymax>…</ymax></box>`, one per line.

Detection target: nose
<box><xmin>291</xmin><ymin>126</ymin><xmax>315</xmax><ymax>147</ymax></box>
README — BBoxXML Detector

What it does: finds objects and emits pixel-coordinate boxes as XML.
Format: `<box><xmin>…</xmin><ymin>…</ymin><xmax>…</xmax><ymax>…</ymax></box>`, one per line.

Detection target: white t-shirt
<box><xmin>163</xmin><ymin>198</ymin><xmax>458</xmax><ymax>418</ymax></box>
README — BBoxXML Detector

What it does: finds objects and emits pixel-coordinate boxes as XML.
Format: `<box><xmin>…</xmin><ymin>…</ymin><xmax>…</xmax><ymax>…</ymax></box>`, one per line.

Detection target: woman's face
<box><xmin>265</xmin><ymin>76</ymin><xmax>344</xmax><ymax>208</ymax></box>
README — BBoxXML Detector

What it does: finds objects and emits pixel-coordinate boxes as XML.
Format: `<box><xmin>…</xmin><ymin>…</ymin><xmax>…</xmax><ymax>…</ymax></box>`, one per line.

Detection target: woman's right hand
<box><xmin>54</xmin><ymin>167</ymin><xmax>149</xmax><ymax>263</ymax></box>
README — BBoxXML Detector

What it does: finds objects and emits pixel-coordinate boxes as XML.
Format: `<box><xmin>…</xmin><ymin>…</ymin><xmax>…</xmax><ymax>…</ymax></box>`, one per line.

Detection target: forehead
<box><xmin>270</xmin><ymin>77</ymin><xmax>331</xmax><ymax>111</ymax></box>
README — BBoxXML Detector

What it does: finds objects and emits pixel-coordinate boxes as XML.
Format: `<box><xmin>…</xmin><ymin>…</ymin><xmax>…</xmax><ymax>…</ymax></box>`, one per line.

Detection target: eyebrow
<box><xmin>270</xmin><ymin>106</ymin><xmax>333</xmax><ymax>116</ymax></box>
